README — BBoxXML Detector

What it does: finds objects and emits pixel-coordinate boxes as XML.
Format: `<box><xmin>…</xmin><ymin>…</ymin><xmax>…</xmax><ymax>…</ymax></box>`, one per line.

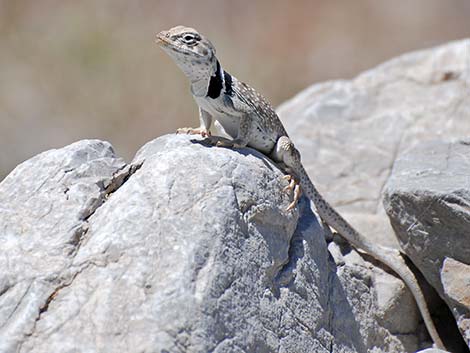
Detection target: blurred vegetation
<box><xmin>1</xmin><ymin>0</ymin><xmax>470</xmax><ymax>180</ymax></box>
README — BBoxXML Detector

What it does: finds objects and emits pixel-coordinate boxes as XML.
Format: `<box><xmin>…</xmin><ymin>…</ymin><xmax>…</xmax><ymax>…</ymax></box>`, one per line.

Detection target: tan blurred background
<box><xmin>1</xmin><ymin>0</ymin><xmax>470</xmax><ymax>180</ymax></box>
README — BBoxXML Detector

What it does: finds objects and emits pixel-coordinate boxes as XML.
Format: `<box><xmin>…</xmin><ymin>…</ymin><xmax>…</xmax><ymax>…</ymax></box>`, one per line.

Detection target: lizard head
<box><xmin>156</xmin><ymin>25</ymin><xmax>217</xmax><ymax>81</ymax></box>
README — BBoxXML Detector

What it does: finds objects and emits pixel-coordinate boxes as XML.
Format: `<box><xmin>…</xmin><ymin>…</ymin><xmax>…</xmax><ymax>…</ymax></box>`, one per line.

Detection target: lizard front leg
<box><xmin>177</xmin><ymin>108</ymin><xmax>212</xmax><ymax>137</ymax></box>
<box><xmin>214</xmin><ymin>113</ymin><xmax>252</xmax><ymax>148</ymax></box>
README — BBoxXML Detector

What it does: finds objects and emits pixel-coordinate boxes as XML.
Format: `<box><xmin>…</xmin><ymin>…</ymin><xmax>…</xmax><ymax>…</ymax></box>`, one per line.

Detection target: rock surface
<box><xmin>278</xmin><ymin>39</ymin><xmax>470</xmax><ymax>249</ymax></box>
<box><xmin>278</xmin><ymin>39</ymin><xmax>470</xmax><ymax>350</ymax></box>
<box><xmin>0</xmin><ymin>140</ymin><xmax>136</xmax><ymax>352</ymax></box>
<box><xmin>384</xmin><ymin>140</ymin><xmax>470</xmax><ymax>348</ymax></box>
<box><xmin>3</xmin><ymin>39</ymin><xmax>470</xmax><ymax>352</ymax></box>
<box><xmin>0</xmin><ymin>135</ymin><xmax>426</xmax><ymax>353</ymax></box>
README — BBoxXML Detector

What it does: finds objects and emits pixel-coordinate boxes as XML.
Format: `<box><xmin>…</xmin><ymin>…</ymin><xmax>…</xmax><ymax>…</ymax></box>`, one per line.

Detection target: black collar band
<box><xmin>206</xmin><ymin>60</ymin><xmax>223</xmax><ymax>99</ymax></box>
<box><xmin>223</xmin><ymin>71</ymin><xmax>233</xmax><ymax>97</ymax></box>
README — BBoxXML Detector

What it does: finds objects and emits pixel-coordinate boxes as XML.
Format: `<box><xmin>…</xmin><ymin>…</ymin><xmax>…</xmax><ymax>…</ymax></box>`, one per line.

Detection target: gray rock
<box><xmin>278</xmin><ymin>39</ymin><xmax>470</xmax><ymax>250</ymax></box>
<box><xmin>0</xmin><ymin>140</ymin><xmax>135</xmax><ymax>352</ymax></box>
<box><xmin>0</xmin><ymin>135</ymin><xmax>425</xmax><ymax>352</ymax></box>
<box><xmin>383</xmin><ymin>139</ymin><xmax>470</xmax><ymax>348</ymax></box>
<box><xmin>278</xmin><ymin>39</ymin><xmax>470</xmax><ymax>351</ymax></box>
<box><xmin>441</xmin><ymin>258</ymin><xmax>470</xmax><ymax>346</ymax></box>
<box><xmin>5</xmin><ymin>39</ymin><xmax>469</xmax><ymax>352</ymax></box>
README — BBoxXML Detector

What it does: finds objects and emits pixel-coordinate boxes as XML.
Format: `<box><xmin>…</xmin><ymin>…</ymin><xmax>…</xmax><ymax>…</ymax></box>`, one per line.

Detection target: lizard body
<box><xmin>156</xmin><ymin>25</ymin><xmax>444</xmax><ymax>349</ymax></box>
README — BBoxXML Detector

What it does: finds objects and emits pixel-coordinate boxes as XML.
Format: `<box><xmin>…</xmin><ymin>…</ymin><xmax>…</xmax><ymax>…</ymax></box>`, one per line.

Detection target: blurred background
<box><xmin>1</xmin><ymin>0</ymin><xmax>470</xmax><ymax>180</ymax></box>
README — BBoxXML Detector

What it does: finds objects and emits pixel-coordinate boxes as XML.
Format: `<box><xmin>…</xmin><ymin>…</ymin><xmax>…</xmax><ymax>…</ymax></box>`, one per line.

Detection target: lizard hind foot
<box><xmin>282</xmin><ymin>175</ymin><xmax>295</xmax><ymax>192</ymax></box>
<box><xmin>283</xmin><ymin>174</ymin><xmax>302</xmax><ymax>211</ymax></box>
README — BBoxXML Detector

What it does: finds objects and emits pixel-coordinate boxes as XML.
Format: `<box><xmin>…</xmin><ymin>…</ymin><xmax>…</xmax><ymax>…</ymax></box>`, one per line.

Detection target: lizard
<box><xmin>155</xmin><ymin>25</ymin><xmax>444</xmax><ymax>349</ymax></box>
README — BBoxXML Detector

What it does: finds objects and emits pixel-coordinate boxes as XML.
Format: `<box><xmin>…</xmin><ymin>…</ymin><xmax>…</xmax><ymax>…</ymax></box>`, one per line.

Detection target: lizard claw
<box><xmin>286</xmin><ymin>184</ymin><xmax>301</xmax><ymax>211</ymax></box>
<box><xmin>283</xmin><ymin>174</ymin><xmax>301</xmax><ymax>211</ymax></box>
<box><xmin>283</xmin><ymin>176</ymin><xmax>296</xmax><ymax>193</ymax></box>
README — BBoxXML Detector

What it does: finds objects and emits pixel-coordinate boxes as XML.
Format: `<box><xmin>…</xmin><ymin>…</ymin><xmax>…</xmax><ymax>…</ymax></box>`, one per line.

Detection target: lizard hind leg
<box><xmin>271</xmin><ymin>136</ymin><xmax>304</xmax><ymax>211</ymax></box>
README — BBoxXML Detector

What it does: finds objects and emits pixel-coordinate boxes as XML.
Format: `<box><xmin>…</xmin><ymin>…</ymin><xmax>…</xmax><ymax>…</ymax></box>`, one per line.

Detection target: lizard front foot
<box><xmin>212</xmin><ymin>138</ymin><xmax>245</xmax><ymax>149</ymax></box>
<box><xmin>176</xmin><ymin>127</ymin><xmax>211</xmax><ymax>137</ymax></box>
<box><xmin>282</xmin><ymin>175</ymin><xmax>302</xmax><ymax>211</ymax></box>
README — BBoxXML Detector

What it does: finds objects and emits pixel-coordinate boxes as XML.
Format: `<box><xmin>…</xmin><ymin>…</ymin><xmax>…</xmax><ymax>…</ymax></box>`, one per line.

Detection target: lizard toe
<box><xmin>285</xmin><ymin>181</ymin><xmax>301</xmax><ymax>211</ymax></box>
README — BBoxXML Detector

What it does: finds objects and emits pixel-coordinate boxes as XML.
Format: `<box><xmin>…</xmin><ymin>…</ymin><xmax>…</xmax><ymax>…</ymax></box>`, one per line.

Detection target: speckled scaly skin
<box><xmin>156</xmin><ymin>25</ymin><xmax>444</xmax><ymax>348</ymax></box>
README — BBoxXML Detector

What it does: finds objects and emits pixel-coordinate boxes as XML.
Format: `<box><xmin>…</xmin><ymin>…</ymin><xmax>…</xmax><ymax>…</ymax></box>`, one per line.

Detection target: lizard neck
<box><xmin>191</xmin><ymin>59</ymin><xmax>222</xmax><ymax>97</ymax></box>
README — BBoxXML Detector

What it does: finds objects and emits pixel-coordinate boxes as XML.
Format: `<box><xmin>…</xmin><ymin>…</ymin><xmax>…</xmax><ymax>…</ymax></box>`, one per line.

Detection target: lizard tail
<box><xmin>297</xmin><ymin>165</ymin><xmax>445</xmax><ymax>349</ymax></box>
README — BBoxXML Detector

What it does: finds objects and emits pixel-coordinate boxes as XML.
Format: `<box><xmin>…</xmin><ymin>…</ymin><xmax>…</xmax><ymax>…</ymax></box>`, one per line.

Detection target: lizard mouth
<box><xmin>155</xmin><ymin>31</ymin><xmax>171</xmax><ymax>46</ymax></box>
<box><xmin>155</xmin><ymin>33</ymin><xmax>204</xmax><ymax>58</ymax></box>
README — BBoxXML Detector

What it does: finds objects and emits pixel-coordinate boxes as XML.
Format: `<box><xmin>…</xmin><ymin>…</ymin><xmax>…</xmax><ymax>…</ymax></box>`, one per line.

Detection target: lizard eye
<box><xmin>182</xmin><ymin>33</ymin><xmax>199</xmax><ymax>46</ymax></box>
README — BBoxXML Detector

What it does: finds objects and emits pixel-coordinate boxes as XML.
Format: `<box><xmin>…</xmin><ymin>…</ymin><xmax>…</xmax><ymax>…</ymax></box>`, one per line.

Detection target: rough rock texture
<box><xmin>384</xmin><ymin>140</ymin><xmax>470</xmax><ymax>348</ymax></box>
<box><xmin>0</xmin><ymin>135</ymin><xmax>427</xmax><ymax>353</ymax></box>
<box><xmin>0</xmin><ymin>140</ymin><xmax>138</xmax><ymax>352</ymax></box>
<box><xmin>3</xmin><ymin>40</ymin><xmax>470</xmax><ymax>352</ymax></box>
<box><xmin>278</xmin><ymin>39</ymin><xmax>470</xmax><ymax>351</ymax></box>
<box><xmin>278</xmin><ymin>39</ymin><xmax>470</xmax><ymax>249</ymax></box>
